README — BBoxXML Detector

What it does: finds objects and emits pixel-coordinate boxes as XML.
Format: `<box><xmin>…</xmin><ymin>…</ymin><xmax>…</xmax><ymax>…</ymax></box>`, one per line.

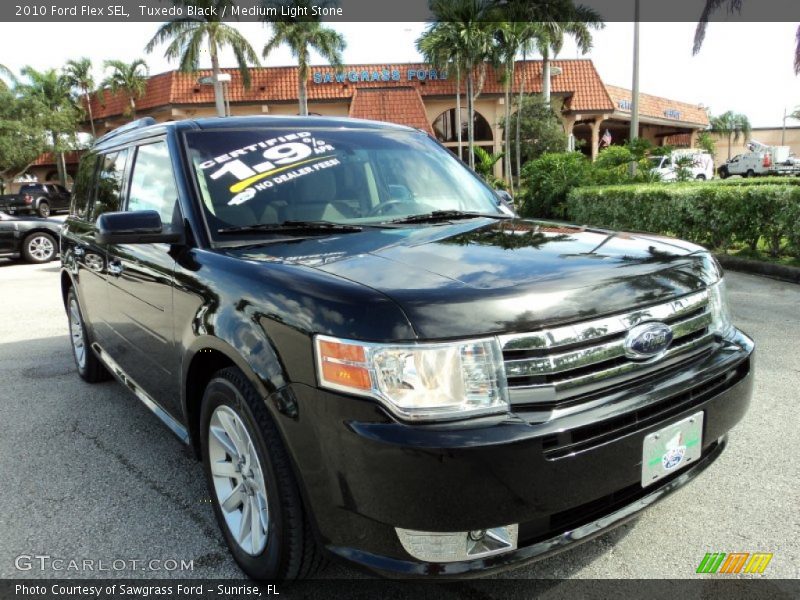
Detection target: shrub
<box><xmin>566</xmin><ymin>182</ymin><xmax>800</xmax><ymax>259</ymax></box>
<box><xmin>519</xmin><ymin>151</ymin><xmax>591</xmax><ymax>218</ymax></box>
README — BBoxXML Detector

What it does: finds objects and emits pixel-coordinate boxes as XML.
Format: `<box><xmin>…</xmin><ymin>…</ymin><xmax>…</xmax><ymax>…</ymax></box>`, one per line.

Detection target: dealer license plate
<box><xmin>641</xmin><ymin>411</ymin><xmax>704</xmax><ymax>487</ymax></box>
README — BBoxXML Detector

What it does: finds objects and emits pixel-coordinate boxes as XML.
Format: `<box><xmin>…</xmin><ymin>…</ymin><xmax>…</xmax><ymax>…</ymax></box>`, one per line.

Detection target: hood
<box><xmin>226</xmin><ymin>219</ymin><xmax>717</xmax><ymax>339</ymax></box>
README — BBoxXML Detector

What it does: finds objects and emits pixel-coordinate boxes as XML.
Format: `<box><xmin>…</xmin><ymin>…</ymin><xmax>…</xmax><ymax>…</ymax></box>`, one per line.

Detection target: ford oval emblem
<box><xmin>624</xmin><ymin>322</ymin><xmax>673</xmax><ymax>360</ymax></box>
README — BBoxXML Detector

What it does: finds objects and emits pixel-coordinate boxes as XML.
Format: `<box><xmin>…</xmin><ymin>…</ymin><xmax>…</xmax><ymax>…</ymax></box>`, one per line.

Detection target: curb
<box><xmin>715</xmin><ymin>254</ymin><xmax>800</xmax><ymax>285</ymax></box>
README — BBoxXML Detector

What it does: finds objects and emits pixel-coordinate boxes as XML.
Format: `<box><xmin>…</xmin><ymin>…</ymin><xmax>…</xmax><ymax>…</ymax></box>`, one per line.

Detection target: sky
<box><xmin>0</xmin><ymin>20</ymin><xmax>798</xmax><ymax>128</ymax></box>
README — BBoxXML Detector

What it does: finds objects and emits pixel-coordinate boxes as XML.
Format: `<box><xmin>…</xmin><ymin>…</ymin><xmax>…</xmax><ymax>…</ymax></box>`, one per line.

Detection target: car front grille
<box><xmin>500</xmin><ymin>290</ymin><xmax>715</xmax><ymax>414</ymax></box>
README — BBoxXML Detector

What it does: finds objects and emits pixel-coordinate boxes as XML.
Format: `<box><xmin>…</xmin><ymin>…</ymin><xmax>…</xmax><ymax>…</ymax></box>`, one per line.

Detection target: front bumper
<box><xmin>275</xmin><ymin>330</ymin><xmax>754</xmax><ymax>577</ymax></box>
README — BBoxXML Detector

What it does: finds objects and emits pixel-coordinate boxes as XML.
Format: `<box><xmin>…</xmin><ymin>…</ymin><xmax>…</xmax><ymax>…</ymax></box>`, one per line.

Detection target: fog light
<box><xmin>396</xmin><ymin>524</ymin><xmax>518</xmax><ymax>563</ymax></box>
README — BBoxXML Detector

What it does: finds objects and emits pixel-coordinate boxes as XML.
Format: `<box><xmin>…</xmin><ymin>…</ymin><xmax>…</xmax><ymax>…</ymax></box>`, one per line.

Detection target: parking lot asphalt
<box><xmin>0</xmin><ymin>258</ymin><xmax>797</xmax><ymax>582</ymax></box>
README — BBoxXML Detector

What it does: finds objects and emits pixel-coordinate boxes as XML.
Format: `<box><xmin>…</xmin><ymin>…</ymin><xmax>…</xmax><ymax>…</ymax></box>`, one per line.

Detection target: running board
<box><xmin>92</xmin><ymin>343</ymin><xmax>190</xmax><ymax>444</ymax></box>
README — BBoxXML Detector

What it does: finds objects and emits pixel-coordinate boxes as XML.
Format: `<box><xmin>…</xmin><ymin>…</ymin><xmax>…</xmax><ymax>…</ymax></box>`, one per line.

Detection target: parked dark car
<box><xmin>61</xmin><ymin>116</ymin><xmax>754</xmax><ymax>580</ymax></box>
<box><xmin>0</xmin><ymin>182</ymin><xmax>71</xmax><ymax>217</ymax></box>
<box><xmin>0</xmin><ymin>211</ymin><xmax>61</xmax><ymax>263</ymax></box>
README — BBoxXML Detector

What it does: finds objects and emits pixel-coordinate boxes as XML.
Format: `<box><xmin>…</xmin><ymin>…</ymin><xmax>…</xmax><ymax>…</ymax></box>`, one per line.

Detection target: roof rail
<box><xmin>95</xmin><ymin>117</ymin><xmax>157</xmax><ymax>145</ymax></box>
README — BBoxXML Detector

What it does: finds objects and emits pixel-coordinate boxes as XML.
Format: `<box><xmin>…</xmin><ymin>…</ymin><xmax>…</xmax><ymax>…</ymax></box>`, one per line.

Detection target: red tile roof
<box><xmin>89</xmin><ymin>59</ymin><xmax>617</xmax><ymax>121</ymax></box>
<box><xmin>605</xmin><ymin>84</ymin><xmax>709</xmax><ymax>127</ymax></box>
<box><xmin>31</xmin><ymin>150</ymin><xmax>84</xmax><ymax>166</ymax></box>
<box><xmin>348</xmin><ymin>87</ymin><xmax>433</xmax><ymax>134</ymax></box>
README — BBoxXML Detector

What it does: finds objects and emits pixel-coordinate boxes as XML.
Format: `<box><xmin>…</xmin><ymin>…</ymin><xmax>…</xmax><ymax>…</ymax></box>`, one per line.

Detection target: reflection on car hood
<box><xmin>225</xmin><ymin>219</ymin><xmax>715</xmax><ymax>338</ymax></box>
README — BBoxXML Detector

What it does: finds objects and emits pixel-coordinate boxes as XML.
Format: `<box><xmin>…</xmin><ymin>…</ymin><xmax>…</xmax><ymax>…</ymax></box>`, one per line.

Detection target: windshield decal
<box><xmin>196</xmin><ymin>131</ymin><xmax>338</xmax><ymax>205</ymax></box>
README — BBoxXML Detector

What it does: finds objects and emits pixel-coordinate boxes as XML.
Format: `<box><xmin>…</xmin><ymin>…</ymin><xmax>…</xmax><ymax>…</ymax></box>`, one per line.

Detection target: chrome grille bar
<box><xmin>500</xmin><ymin>290</ymin><xmax>715</xmax><ymax>408</ymax></box>
<box><xmin>500</xmin><ymin>290</ymin><xmax>708</xmax><ymax>352</ymax></box>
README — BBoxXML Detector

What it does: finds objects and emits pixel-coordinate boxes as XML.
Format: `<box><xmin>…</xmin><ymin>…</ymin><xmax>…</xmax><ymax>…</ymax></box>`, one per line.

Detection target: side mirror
<box><xmin>494</xmin><ymin>189</ymin><xmax>516</xmax><ymax>215</ymax></box>
<box><xmin>95</xmin><ymin>210</ymin><xmax>182</xmax><ymax>245</ymax></box>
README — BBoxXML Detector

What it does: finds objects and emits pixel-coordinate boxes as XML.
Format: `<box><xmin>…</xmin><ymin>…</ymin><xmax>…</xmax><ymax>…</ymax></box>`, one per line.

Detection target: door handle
<box><xmin>73</xmin><ymin>246</ymin><xmax>85</xmax><ymax>257</ymax></box>
<box><xmin>108</xmin><ymin>261</ymin><xmax>123</xmax><ymax>276</ymax></box>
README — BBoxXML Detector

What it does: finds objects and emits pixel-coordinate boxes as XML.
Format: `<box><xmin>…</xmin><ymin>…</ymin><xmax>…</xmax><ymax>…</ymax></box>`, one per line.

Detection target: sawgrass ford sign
<box><xmin>312</xmin><ymin>67</ymin><xmax>448</xmax><ymax>84</ymax></box>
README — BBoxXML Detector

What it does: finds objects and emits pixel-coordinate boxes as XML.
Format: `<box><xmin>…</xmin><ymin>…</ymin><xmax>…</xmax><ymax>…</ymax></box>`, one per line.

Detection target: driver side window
<box><xmin>128</xmin><ymin>141</ymin><xmax>179</xmax><ymax>225</ymax></box>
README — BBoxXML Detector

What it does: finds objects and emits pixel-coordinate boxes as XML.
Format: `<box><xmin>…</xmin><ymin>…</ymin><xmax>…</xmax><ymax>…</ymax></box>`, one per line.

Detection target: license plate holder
<box><xmin>642</xmin><ymin>411</ymin><xmax>703</xmax><ymax>487</ymax></box>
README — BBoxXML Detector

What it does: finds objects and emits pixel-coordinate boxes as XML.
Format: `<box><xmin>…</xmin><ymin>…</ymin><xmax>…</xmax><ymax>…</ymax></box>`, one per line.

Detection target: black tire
<box><xmin>37</xmin><ymin>201</ymin><xmax>50</xmax><ymax>217</ymax></box>
<box><xmin>695</xmin><ymin>174</ymin><xmax>706</xmax><ymax>180</ymax></box>
<box><xmin>66</xmin><ymin>288</ymin><xmax>111</xmax><ymax>383</ymax></box>
<box><xmin>745</xmin><ymin>169</ymin><xmax>755</xmax><ymax>178</ymax></box>
<box><xmin>200</xmin><ymin>367</ymin><xmax>326</xmax><ymax>580</ymax></box>
<box><xmin>22</xmin><ymin>232</ymin><xmax>57</xmax><ymax>263</ymax></box>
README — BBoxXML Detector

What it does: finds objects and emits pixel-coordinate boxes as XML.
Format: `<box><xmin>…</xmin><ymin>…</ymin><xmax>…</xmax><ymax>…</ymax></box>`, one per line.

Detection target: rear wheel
<box><xmin>22</xmin><ymin>232</ymin><xmax>56</xmax><ymax>263</ymax></box>
<box><xmin>200</xmin><ymin>367</ymin><xmax>326</xmax><ymax>580</ymax></box>
<box><xmin>745</xmin><ymin>169</ymin><xmax>755</xmax><ymax>178</ymax></box>
<box><xmin>695</xmin><ymin>174</ymin><xmax>706</xmax><ymax>180</ymax></box>
<box><xmin>67</xmin><ymin>288</ymin><xmax>110</xmax><ymax>383</ymax></box>
<box><xmin>37</xmin><ymin>201</ymin><xmax>50</xmax><ymax>217</ymax></box>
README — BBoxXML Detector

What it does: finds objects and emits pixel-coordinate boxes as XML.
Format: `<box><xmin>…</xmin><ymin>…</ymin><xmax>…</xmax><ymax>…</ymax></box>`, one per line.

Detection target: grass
<box><xmin>722</xmin><ymin>244</ymin><xmax>800</xmax><ymax>269</ymax></box>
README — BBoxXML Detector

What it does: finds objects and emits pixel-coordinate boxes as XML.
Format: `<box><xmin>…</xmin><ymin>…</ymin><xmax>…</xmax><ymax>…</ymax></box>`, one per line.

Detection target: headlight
<box><xmin>708</xmin><ymin>278</ymin><xmax>734</xmax><ymax>338</ymax></box>
<box><xmin>314</xmin><ymin>335</ymin><xmax>509</xmax><ymax>421</ymax></box>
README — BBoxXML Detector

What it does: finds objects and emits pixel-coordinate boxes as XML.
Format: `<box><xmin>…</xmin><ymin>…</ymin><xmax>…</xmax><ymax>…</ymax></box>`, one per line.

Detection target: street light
<box><xmin>198</xmin><ymin>73</ymin><xmax>232</xmax><ymax>117</ymax></box>
<box><xmin>629</xmin><ymin>0</ymin><xmax>641</xmax><ymax>176</ymax></box>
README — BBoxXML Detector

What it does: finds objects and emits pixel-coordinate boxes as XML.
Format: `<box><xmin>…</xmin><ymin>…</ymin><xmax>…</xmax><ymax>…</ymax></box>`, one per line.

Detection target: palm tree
<box><xmin>145</xmin><ymin>0</ymin><xmax>260</xmax><ymax>118</ymax></box>
<box><xmin>417</xmin><ymin>21</ymin><xmax>467</xmax><ymax>161</ymax></box>
<box><xmin>64</xmin><ymin>58</ymin><xmax>97</xmax><ymax>138</ymax></box>
<box><xmin>18</xmin><ymin>67</ymin><xmax>78</xmax><ymax>186</ymax></box>
<box><xmin>493</xmin><ymin>21</ymin><xmax>538</xmax><ymax>192</ymax></box>
<box><xmin>0</xmin><ymin>64</ymin><xmax>16</xmax><ymax>89</ymax></box>
<box><xmin>693</xmin><ymin>2</ymin><xmax>800</xmax><ymax>74</ymax></box>
<box><xmin>101</xmin><ymin>59</ymin><xmax>149</xmax><ymax>120</ymax></box>
<box><xmin>710</xmin><ymin>110</ymin><xmax>752</xmax><ymax>160</ymax></box>
<box><xmin>262</xmin><ymin>1</ymin><xmax>346</xmax><ymax>116</ymax></box>
<box><xmin>508</xmin><ymin>4</ymin><xmax>602</xmax><ymax>179</ymax></box>
<box><xmin>427</xmin><ymin>0</ymin><xmax>496</xmax><ymax>170</ymax></box>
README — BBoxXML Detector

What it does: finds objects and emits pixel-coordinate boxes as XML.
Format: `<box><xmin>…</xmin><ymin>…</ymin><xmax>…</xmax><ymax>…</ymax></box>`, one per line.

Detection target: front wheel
<box><xmin>695</xmin><ymin>174</ymin><xmax>707</xmax><ymax>180</ymax></box>
<box><xmin>22</xmin><ymin>232</ymin><xmax>56</xmax><ymax>263</ymax></box>
<box><xmin>200</xmin><ymin>367</ymin><xmax>325</xmax><ymax>580</ymax></box>
<box><xmin>745</xmin><ymin>169</ymin><xmax>755</xmax><ymax>178</ymax></box>
<box><xmin>37</xmin><ymin>201</ymin><xmax>50</xmax><ymax>217</ymax></box>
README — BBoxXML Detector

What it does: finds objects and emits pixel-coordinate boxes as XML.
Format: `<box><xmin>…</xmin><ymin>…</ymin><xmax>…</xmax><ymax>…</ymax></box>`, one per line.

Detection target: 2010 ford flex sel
<box><xmin>60</xmin><ymin>116</ymin><xmax>754</xmax><ymax>579</ymax></box>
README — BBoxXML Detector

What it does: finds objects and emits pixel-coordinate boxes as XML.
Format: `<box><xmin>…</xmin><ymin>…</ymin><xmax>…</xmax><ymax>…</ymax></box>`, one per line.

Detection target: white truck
<box><xmin>649</xmin><ymin>150</ymin><xmax>715</xmax><ymax>181</ymax></box>
<box><xmin>718</xmin><ymin>140</ymin><xmax>800</xmax><ymax>178</ymax></box>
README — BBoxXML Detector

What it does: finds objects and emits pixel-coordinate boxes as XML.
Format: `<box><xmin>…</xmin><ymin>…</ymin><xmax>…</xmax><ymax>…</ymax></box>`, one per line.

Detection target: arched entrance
<box><xmin>432</xmin><ymin>108</ymin><xmax>494</xmax><ymax>163</ymax></box>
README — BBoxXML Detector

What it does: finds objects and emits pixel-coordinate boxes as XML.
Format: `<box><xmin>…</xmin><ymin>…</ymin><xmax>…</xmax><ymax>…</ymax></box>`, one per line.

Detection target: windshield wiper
<box><xmin>217</xmin><ymin>220</ymin><xmax>363</xmax><ymax>235</ymax></box>
<box><xmin>384</xmin><ymin>210</ymin><xmax>511</xmax><ymax>225</ymax></box>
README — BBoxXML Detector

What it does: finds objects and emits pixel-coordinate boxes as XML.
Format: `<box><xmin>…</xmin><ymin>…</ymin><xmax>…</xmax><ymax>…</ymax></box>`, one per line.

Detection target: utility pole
<box><xmin>629</xmin><ymin>0</ymin><xmax>640</xmax><ymax>176</ymax></box>
<box><xmin>782</xmin><ymin>107</ymin><xmax>787</xmax><ymax>146</ymax></box>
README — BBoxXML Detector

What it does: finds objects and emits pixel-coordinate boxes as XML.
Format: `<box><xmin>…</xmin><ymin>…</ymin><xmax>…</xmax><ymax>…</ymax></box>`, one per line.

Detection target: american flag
<box><xmin>600</xmin><ymin>129</ymin><xmax>612</xmax><ymax>147</ymax></box>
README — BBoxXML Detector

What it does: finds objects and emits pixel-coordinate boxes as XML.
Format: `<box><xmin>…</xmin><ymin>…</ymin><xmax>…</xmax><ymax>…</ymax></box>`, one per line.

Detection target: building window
<box><xmin>433</xmin><ymin>108</ymin><xmax>493</xmax><ymax>143</ymax></box>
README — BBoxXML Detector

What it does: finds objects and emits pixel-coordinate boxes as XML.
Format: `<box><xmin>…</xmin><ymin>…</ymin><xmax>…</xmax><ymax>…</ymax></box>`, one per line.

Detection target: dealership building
<box><xmin>30</xmin><ymin>59</ymin><xmax>710</xmax><ymax>182</ymax></box>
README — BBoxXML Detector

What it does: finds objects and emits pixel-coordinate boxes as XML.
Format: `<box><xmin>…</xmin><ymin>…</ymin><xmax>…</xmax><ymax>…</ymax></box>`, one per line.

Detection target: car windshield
<box><xmin>184</xmin><ymin>127</ymin><xmax>504</xmax><ymax>240</ymax></box>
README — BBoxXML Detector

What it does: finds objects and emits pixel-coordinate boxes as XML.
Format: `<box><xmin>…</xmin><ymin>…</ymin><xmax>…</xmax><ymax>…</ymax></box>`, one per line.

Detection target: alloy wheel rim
<box><xmin>40</xmin><ymin>205</ymin><xmax>49</xmax><ymax>216</ymax></box>
<box><xmin>68</xmin><ymin>298</ymin><xmax>86</xmax><ymax>369</ymax></box>
<box><xmin>29</xmin><ymin>236</ymin><xmax>54</xmax><ymax>261</ymax></box>
<box><xmin>208</xmin><ymin>404</ymin><xmax>269</xmax><ymax>556</ymax></box>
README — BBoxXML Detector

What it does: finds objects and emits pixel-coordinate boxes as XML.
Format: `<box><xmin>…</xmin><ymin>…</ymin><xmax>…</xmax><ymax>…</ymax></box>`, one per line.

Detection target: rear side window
<box><xmin>127</xmin><ymin>141</ymin><xmax>179</xmax><ymax>225</ymax></box>
<box><xmin>71</xmin><ymin>154</ymin><xmax>98</xmax><ymax>219</ymax></box>
<box><xmin>90</xmin><ymin>149</ymin><xmax>129</xmax><ymax>222</ymax></box>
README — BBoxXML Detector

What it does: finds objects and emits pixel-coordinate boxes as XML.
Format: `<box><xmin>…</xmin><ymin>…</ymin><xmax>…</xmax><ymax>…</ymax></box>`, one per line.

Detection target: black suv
<box><xmin>61</xmin><ymin>116</ymin><xmax>754</xmax><ymax>579</ymax></box>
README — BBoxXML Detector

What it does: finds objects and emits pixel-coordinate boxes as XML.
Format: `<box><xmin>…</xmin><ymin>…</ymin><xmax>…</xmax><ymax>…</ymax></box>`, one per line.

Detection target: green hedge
<box><xmin>566</xmin><ymin>182</ymin><xmax>800</xmax><ymax>258</ymax></box>
<box><xmin>705</xmin><ymin>177</ymin><xmax>800</xmax><ymax>187</ymax></box>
